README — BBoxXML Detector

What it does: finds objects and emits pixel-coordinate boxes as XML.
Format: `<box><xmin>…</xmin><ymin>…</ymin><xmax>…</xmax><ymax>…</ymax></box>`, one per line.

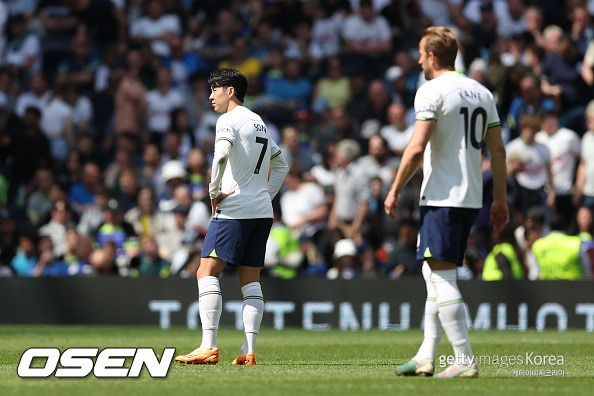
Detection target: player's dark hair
<box><xmin>208</xmin><ymin>68</ymin><xmax>248</xmax><ymax>103</ymax></box>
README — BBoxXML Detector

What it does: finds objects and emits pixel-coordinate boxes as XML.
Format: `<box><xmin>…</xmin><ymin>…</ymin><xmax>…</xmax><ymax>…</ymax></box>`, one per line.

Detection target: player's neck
<box><xmin>225</xmin><ymin>98</ymin><xmax>243</xmax><ymax>113</ymax></box>
<box><xmin>432</xmin><ymin>68</ymin><xmax>456</xmax><ymax>79</ymax></box>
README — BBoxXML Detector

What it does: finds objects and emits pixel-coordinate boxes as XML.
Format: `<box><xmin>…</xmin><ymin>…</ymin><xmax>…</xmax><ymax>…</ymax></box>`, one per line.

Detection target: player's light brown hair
<box><xmin>421</xmin><ymin>27</ymin><xmax>458</xmax><ymax>70</ymax></box>
<box><xmin>519</xmin><ymin>114</ymin><xmax>542</xmax><ymax>132</ymax></box>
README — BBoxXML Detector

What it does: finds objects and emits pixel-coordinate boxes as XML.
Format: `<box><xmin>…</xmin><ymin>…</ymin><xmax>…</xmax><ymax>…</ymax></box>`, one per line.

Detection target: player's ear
<box><xmin>227</xmin><ymin>86</ymin><xmax>235</xmax><ymax>99</ymax></box>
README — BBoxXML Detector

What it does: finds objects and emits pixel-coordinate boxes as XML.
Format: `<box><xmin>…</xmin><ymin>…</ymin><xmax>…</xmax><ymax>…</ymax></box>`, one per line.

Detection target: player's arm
<box><xmin>209</xmin><ymin>138</ymin><xmax>234</xmax><ymax>214</ymax></box>
<box><xmin>484</xmin><ymin>125</ymin><xmax>510</xmax><ymax>231</ymax></box>
<box><xmin>268</xmin><ymin>146</ymin><xmax>289</xmax><ymax>200</ymax></box>
<box><xmin>384</xmin><ymin>119</ymin><xmax>434</xmax><ymax>218</ymax></box>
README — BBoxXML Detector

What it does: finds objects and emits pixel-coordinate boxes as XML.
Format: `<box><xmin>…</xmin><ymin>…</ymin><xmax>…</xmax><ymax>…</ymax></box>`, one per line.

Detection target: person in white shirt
<box><xmin>380</xmin><ymin>103</ymin><xmax>414</xmax><ymax>156</ymax></box>
<box><xmin>575</xmin><ymin>100</ymin><xmax>594</xmax><ymax>210</ymax></box>
<box><xmin>145</xmin><ymin>66</ymin><xmax>184</xmax><ymax>147</ymax></box>
<box><xmin>129</xmin><ymin>0</ymin><xmax>181</xmax><ymax>58</ymax></box>
<box><xmin>385</xmin><ymin>27</ymin><xmax>508</xmax><ymax>378</ymax></box>
<box><xmin>175</xmin><ymin>68</ymin><xmax>288</xmax><ymax>367</ymax></box>
<box><xmin>3</xmin><ymin>14</ymin><xmax>41</xmax><ymax>75</ymax></box>
<box><xmin>535</xmin><ymin>110</ymin><xmax>580</xmax><ymax>220</ymax></box>
<box><xmin>40</xmin><ymin>83</ymin><xmax>74</xmax><ymax>162</ymax></box>
<box><xmin>15</xmin><ymin>71</ymin><xmax>52</xmax><ymax>117</ymax></box>
<box><xmin>506</xmin><ymin>114</ymin><xmax>555</xmax><ymax>212</ymax></box>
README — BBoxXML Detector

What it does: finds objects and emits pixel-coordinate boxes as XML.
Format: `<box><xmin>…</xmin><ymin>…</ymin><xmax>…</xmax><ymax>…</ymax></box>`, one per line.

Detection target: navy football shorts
<box><xmin>201</xmin><ymin>217</ymin><xmax>273</xmax><ymax>267</ymax></box>
<box><xmin>416</xmin><ymin>206</ymin><xmax>480</xmax><ymax>266</ymax></box>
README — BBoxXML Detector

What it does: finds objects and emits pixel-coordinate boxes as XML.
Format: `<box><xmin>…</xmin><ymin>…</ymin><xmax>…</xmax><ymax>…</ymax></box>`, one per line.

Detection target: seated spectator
<box><xmin>263</xmin><ymin>59</ymin><xmax>312</xmax><ymax>121</ymax></box>
<box><xmin>68</xmin><ymin>161</ymin><xmax>102</xmax><ymax>214</ymax></box>
<box><xmin>380</xmin><ymin>103</ymin><xmax>413</xmax><ymax>157</ymax></box>
<box><xmin>129</xmin><ymin>0</ymin><xmax>182</xmax><ymax>58</ymax></box>
<box><xmin>77</xmin><ymin>185</ymin><xmax>109</xmax><ymax>237</ymax></box>
<box><xmin>506</xmin><ymin>74</ymin><xmax>556</xmax><ymax>141</ymax></box>
<box><xmin>3</xmin><ymin>13</ymin><xmax>41</xmax><ymax>80</ymax></box>
<box><xmin>116</xmin><ymin>167</ymin><xmax>140</xmax><ymax>214</ymax></box>
<box><xmin>308</xmin><ymin>142</ymin><xmax>337</xmax><ymax>189</ymax></box>
<box><xmin>26</xmin><ymin>167</ymin><xmax>55</xmax><ymax>226</ymax></box>
<box><xmin>327</xmin><ymin>238</ymin><xmax>359</xmax><ymax>279</ymax></box>
<box><xmin>312</xmin><ymin>57</ymin><xmax>351</xmax><ymax>110</ymax></box>
<box><xmin>40</xmin><ymin>227</ymin><xmax>92</xmax><ymax>276</ymax></box>
<box><xmin>124</xmin><ymin>187</ymin><xmax>169</xmax><ymax>240</ymax></box>
<box><xmin>341</xmin><ymin>0</ymin><xmax>392</xmax><ymax>77</ymax></box>
<box><xmin>385</xmin><ymin>218</ymin><xmax>420</xmax><ymax>279</ymax></box>
<box><xmin>129</xmin><ymin>235</ymin><xmax>170</xmax><ymax>277</ymax></box>
<box><xmin>576</xmin><ymin>206</ymin><xmax>593</xmax><ymax>242</ymax></box>
<box><xmin>356</xmin><ymin>135</ymin><xmax>399</xmax><ymax>193</ymax></box>
<box><xmin>95</xmin><ymin>198</ymin><xmax>137</xmax><ymax>260</ymax></box>
<box><xmin>186</xmin><ymin>148</ymin><xmax>209</xmax><ymax>203</ymax></box>
<box><xmin>15</xmin><ymin>72</ymin><xmax>52</xmax><ymax>118</ymax></box>
<box><xmin>40</xmin><ymin>82</ymin><xmax>74</xmax><ymax>163</ymax></box>
<box><xmin>38</xmin><ymin>199</ymin><xmax>74</xmax><ymax>258</ymax></box>
<box><xmin>145</xmin><ymin>66</ymin><xmax>184</xmax><ymax>147</ymax></box>
<box><xmin>157</xmin><ymin>159</ymin><xmax>187</xmax><ymax>209</ymax></box>
<box><xmin>162</xmin><ymin>34</ymin><xmax>208</xmax><ymax>90</ymax></box>
<box><xmin>219</xmin><ymin>36</ymin><xmax>262</xmax><ymax>79</ymax></box>
<box><xmin>531</xmin><ymin>213</ymin><xmax>589</xmax><ymax>280</ymax></box>
<box><xmin>57</xmin><ymin>32</ymin><xmax>100</xmax><ymax>94</ymax></box>
<box><xmin>483</xmin><ymin>223</ymin><xmax>526</xmax><ymax>281</ymax></box>
<box><xmin>113</xmin><ymin>49</ymin><xmax>148</xmax><ymax>137</ymax></box>
<box><xmin>279</xmin><ymin>126</ymin><xmax>318</xmax><ymax>172</ymax></box>
<box><xmin>10</xmin><ymin>230</ymin><xmax>38</xmax><ymax>277</ymax></box>
<box><xmin>90</xmin><ymin>240</ymin><xmax>118</xmax><ymax>275</ymax></box>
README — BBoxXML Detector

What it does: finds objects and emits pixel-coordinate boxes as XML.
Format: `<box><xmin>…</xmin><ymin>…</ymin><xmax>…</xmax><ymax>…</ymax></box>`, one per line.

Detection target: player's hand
<box><xmin>211</xmin><ymin>190</ymin><xmax>235</xmax><ymax>216</ymax></box>
<box><xmin>489</xmin><ymin>198</ymin><xmax>509</xmax><ymax>232</ymax></box>
<box><xmin>384</xmin><ymin>191</ymin><xmax>399</xmax><ymax>219</ymax></box>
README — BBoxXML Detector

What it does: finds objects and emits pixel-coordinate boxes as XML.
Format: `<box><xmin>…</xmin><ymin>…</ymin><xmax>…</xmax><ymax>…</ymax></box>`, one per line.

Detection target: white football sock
<box><xmin>431</xmin><ymin>268</ymin><xmax>474</xmax><ymax>367</ymax></box>
<box><xmin>415</xmin><ymin>262</ymin><xmax>443</xmax><ymax>361</ymax></box>
<box><xmin>198</xmin><ymin>276</ymin><xmax>222</xmax><ymax>350</ymax></box>
<box><xmin>239</xmin><ymin>282</ymin><xmax>264</xmax><ymax>355</ymax></box>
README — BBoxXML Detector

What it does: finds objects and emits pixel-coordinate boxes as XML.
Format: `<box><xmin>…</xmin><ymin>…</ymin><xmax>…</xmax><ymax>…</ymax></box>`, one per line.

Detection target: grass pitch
<box><xmin>0</xmin><ymin>325</ymin><xmax>592</xmax><ymax>396</ymax></box>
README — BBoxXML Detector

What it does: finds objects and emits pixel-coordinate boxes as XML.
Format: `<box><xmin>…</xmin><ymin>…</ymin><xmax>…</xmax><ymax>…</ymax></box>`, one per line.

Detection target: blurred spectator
<box><xmin>10</xmin><ymin>229</ymin><xmax>38</xmax><ymax>277</ymax></box>
<box><xmin>358</xmin><ymin>79</ymin><xmax>391</xmax><ymax>127</ymax></box>
<box><xmin>385</xmin><ymin>218</ymin><xmax>420</xmax><ymax>279</ymax></box>
<box><xmin>506</xmin><ymin>115</ymin><xmax>555</xmax><ymax>212</ymax></box>
<box><xmin>124</xmin><ymin>186</ymin><xmax>169</xmax><ymax>239</ymax></box>
<box><xmin>328</xmin><ymin>139</ymin><xmax>370</xmax><ymax>240</ymax></box>
<box><xmin>569</xmin><ymin>5</ymin><xmax>592</xmax><ymax>59</ymax></box>
<box><xmin>68</xmin><ymin>161</ymin><xmax>101</xmax><ymax>214</ymax></box>
<box><xmin>129</xmin><ymin>235</ymin><xmax>170</xmax><ymax>277</ymax></box>
<box><xmin>77</xmin><ymin>185</ymin><xmax>109</xmax><ymax>237</ymax></box>
<box><xmin>341</xmin><ymin>0</ymin><xmax>391</xmax><ymax>77</ymax></box>
<box><xmin>57</xmin><ymin>33</ymin><xmax>100</xmax><ymax>93</ymax></box>
<box><xmin>158</xmin><ymin>159</ymin><xmax>187</xmax><ymax>208</ymax></box>
<box><xmin>186</xmin><ymin>148</ymin><xmax>208</xmax><ymax>202</ymax></box>
<box><xmin>380</xmin><ymin>103</ymin><xmax>413</xmax><ymax>156</ymax></box>
<box><xmin>25</xmin><ymin>167</ymin><xmax>54</xmax><ymax>226</ymax></box>
<box><xmin>113</xmin><ymin>49</ymin><xmax>147</xmax><ymax>137</ymax></box>
<box><xmin>116</xmin><ymin>166</ymin><xmax>140</xmax><ymax>213</ymax></box>
<box><xmin>90</xmin><ymin>239</ymin><xmax>117</xmax><ymax>274</ymax></box>
<box><xmin>312</xmin><ymin>57</ymin><xmax>351</xmax><ymax>110</ymax></box>
<box><xmin>145</xmin><ymin>66</ymin><xmax>184</xmax><ymax>147</ymax></box>
<box><xmin>71</xmin><ymin>0</ymin><xmax>127</xmax><ymax>54</ymax></box>
<box><xmin>3</xmin><ymin>13</ymin><xmax>41</xmax><ymax>79</ymax></box>
<box><xmin>576</xmin><ymin>206</ymin><xmax>593</xmax><ymax>242</ymax></box>
<box><xmin>198</xmin><ymin>9</ymin><xmax>238</xmax><ymax>65</ymax></box>
<box><xmin>531</xmin><ymin>213</ymin><xmax>588</xmax><ymax>280</ymax></box>
<box><xmin>15</xmin><ymin>71</ymin><xmax>52</xmax><ymax>118</ymax></box>
<box><xmin>39</xmin><ymin>199</ymin><xmax>73</xmax><ymax>257</ymax></box>
<box><xmin>129</xmin><ymin>0</ymin><xmax>182</xmax><ymax>58</ymax></box>
<box><xmin>170</xmin><ymin>184</ymin><xmax>210</xmax><ymax>241</ymax></box>
<box><xmin>40</xmin><ymin>82</ymin><xmax>74</xmax><ymax>163</ymax></box>
<box><xmin>483</xmin><ymin>223</ymin><xmax>525</xmax><ymax>281</ymax></box>
<box><xmin>356</xmin><ymin>135</ymin><xmax>398</xmax><ymax>192</ymax></box>
<box><xmin>219</xmin><ymin>36</ymin><xmax>262</xmax><ymax>79</ymax></box>
<box><xmin>279</xmin><ymin>125</ymin><xmax>318</xmax><ymax>172</ymax></box>
<box><xmin>535</xmin><ymin>110</ymin><xmax>580</xmax><ymax>220</ymax></box>
<box><xmin>575</xmin><ymin>101</ymin><xmax>594</xmax><ymax>211</ymax></box>
<box><xmin>308</xmin><ymin>3</ymin><xmax>343</xmax><ymax>64</ymax></box>
<box><xmin>308</xmin><ymin>142</ymin><xmax>337</xmax><ymax>188</ymax></box>
<box><xmin>162</xmin><ymin>34</ymin><xmax>208</xmax><ymax>90</ymax></box>
<box><xmin>38</xmin><ymin>0</ymin><xmax>79</xmax><ymax>74</ymax></box>
<box><xmin>95</xmin><ymin>198</ymin><xmax>136</xmax><ymax>261</ymax></box>
<box><xmin>281</xmin><ymin>163</ymin><xmax>328</xmax><ymax>240</ymax></box>
<box><xmin>327</xmin><ymin>238</ymin><xmax>358</xmax><ymax>279</ymax></box>
<box><xmin>506</xmin><ymin>74</ymin><xmax>556</xmax><ymax>141</ymax></box>
<box><xmin>264</xmin><ymin>59</ymin><xmax>313</xmax><ymax>120</ymax></box>
<box><xmin>0</xmin><ymin>208</ymin><xmax>18</xmax><ymax>267</ymax></box>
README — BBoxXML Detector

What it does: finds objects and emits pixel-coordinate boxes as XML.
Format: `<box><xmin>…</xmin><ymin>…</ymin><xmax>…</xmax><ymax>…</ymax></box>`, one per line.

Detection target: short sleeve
<box><xmin>486</xmin><ymin>95</ymin><xmax>501</xmax><ymax>129</ymax></box>
<box><xmin>414</xmin><ymin>84</ymin><xmax>438</xmax><ymax>121</ymax></box>
<box><xmin>215</xmin><ymin>117</ymin><xmax>235</xmax><ymax>147</ymax></box>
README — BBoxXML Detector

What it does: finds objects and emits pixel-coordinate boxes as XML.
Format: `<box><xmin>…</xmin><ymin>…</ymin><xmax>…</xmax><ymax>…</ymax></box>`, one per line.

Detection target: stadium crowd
<box><xmin>0</xmin><ymin>0</ymin><xmax>593</xmax><ymax>280</ymax></box>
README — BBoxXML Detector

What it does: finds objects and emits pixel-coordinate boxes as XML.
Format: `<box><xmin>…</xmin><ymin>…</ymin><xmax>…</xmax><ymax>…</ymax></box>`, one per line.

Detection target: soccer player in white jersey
<box><xmin>384</xmin><ymin>27</ymin><xmax>509</xmax><ymax>378</ymax></box>
<box><xmin>175</xmin><ymin>68</ymin><xmax>288</xmax><ymax>366</ymax></box>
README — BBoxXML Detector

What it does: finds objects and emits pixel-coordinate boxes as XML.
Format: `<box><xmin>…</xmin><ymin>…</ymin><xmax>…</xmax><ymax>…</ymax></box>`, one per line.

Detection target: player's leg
<box><xmin>232</xmin><ymin>218</ymin><xmax>272</xmax><ymax>366</ymax></box>
<box><xmin>396</xmin><ymin>261</ymin><xmax>440</xmax><ymax>376</ymax></box>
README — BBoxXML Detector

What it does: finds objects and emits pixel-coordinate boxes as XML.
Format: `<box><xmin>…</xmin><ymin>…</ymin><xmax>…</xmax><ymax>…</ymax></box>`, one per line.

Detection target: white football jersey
<box><xmin>213</xmin><ymin>106</ymin><xmax>283</xmax><ymax>219</ymax></box>
<box><xmin>415</xmin><ymin>71</ymin><xmax>500</xmax><ymax>208</ymax></box>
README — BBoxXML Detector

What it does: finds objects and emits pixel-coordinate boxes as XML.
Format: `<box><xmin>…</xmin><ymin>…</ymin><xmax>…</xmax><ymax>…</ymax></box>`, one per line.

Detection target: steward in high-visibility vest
<box><xmin>532</xmin><ymin>232</ymin><xmax>582</xmax><ymax>280</ymax></box>
<box><xmin>483</xmin><ymin>242</ymin><xmax>524</xmax><ymax>280</ymax></box>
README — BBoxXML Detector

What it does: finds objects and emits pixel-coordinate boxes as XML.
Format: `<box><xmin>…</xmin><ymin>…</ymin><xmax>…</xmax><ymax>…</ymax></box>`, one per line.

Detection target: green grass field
<box><xmin>1</xmin><ymin>326</ymin><xmax>592</xmax><ymax>396</ymax></box>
